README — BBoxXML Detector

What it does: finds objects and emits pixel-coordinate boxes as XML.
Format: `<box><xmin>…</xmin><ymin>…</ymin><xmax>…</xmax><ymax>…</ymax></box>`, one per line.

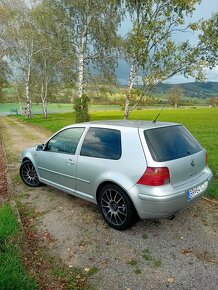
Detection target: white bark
<box><xmin>40</xmin><ymin>59</ymin><xmax>48</xmax><ymax>118</ymax></box>
<box><xmin>78</xmin><ymin>50</ymin><xmax>84</xmax><ymax>99</ymax></box>
<box><xmin>40</xmin><ymin>80</ymin><xmax>48</xmax><ymax>118</ymax></box>
<box><xmin>124</xmin><ymin>60</ymin><xmax>138</xmax><ymax>119</ymax></box>
<box><xmin>77</xmin><ymin>17</ymin><xmax>90</xmax><ymax>100</ymax></box>
<box><xmin>24</xmin><ymin>39</ymin><xmax>34</xmax><ymax>118</ymax></box>
<box><xmin>25</xmin><ymin>61</ymin><xmax>32</xmax><ymax>118</ymax></box>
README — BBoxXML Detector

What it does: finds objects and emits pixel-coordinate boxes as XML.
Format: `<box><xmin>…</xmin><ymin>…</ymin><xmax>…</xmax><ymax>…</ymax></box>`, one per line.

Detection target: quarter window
<box><xmin>80</xmin><ymin>128</ymin><xmax>121</xmax><ymax>160</ymax></box>
<box><xmin>46</xmin><ymin>128</ymin><xmax>84</xmax><ymax>154</ymax></box>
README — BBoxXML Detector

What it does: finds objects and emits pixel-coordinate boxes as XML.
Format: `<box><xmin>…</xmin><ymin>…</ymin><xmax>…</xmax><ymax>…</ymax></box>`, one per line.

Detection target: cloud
<box><xmin>204</xmin><ymin>66</ymin><xmax>218</xmax><ymax>82</ymax></box>
<box><xmin>164</xmin><ymin>66</ymin><xmax>218</xmax><ymax>84</ymax></box>
<box><xmin>117</xmin><ymin>0</ymin><xmax>218</xmax><ymax>85</ymax></box>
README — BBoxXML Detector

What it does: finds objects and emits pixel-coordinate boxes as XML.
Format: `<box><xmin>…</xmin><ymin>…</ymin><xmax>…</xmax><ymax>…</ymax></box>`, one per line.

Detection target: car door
<box><xmin>36</xmin><ymin>127</ymin><xmax>85</xmax><ymax>193</ymax></box>
<box><xmin>76</xmin><ymin>127</ymin><xmax>122</xmax><ymax>201</ymax></box>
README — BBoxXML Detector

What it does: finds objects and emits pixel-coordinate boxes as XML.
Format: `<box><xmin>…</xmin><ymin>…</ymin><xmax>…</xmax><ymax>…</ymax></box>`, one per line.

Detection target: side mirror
<box><xmin>36</xmin><ymin>144</ymin><xmax>44</xmax><ymax>151</ymax></box>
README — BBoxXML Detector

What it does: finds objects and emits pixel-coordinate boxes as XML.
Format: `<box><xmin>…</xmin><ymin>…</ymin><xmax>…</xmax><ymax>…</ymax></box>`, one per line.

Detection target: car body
<box><xmin>20</xmin><ymin>120</ymin><xmax>213</xmax><ymax>230</ymax></box>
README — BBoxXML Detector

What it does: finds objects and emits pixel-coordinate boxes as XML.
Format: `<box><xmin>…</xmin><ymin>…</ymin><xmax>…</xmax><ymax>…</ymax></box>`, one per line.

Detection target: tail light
<box><xmin>137</xmin><ymin>167</ymin><xmax>170</xmax><ymax>186</ymax></box>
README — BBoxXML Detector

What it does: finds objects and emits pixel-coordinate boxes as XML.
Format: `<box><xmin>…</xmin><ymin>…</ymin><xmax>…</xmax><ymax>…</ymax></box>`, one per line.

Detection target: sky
<box><xmin>117</xmin><ymin>0</ymin><xmax>218</xmax><ymax>85</ymax></box>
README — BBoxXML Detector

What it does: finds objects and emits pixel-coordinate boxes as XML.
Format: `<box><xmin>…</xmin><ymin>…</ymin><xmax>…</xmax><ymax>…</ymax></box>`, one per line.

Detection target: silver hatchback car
<box><xmin>20</xmin><ymin>120</ymin><xmax>212</xmax><ymax>230</ymax></box>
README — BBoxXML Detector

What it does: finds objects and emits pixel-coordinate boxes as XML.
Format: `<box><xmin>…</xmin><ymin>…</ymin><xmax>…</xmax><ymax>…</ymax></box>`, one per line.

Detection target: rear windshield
<box><xmin>144</xmin><ymin>125</ymin><xmax>203</xmax><ymax>162</ymax></box>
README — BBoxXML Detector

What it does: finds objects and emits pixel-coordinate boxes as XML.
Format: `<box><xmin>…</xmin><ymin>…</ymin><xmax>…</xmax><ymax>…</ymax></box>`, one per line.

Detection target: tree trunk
<box><xmin>43</xmin><ymin>79</ymin><xmax>48</xmax><ymax>118</ymax></box>
<box><xmin>77</xmin><ymin>19</ymin><xmax>90</xmax><ymax>100</ymax></box>
<box><xmin>74</xmin><ymin>18</ymin><xmax>90</xmax><ymax>123</ymax></box>
<box><xmin>24</xmin><ymin>39</ymin><xmax>34</xmax><ymax>118</ymax></box>
<box><xmin>78</xmin><ymin>50</ymin><xmax>84</xmax><ymax>100</ymax></box>
<box><xmin>25</xmin><ymin>62</ymin><xmax>32</xmax><ymax>118</ymax></box>
<box><xmin>124</xmin><ymin>61</ymin><xmax>138</xmax><ymax>119</ymax></box>
<box><xmin>40</xmin><ymin>81</ymin><xmax>48</xmax><ymax>119</ymax></box>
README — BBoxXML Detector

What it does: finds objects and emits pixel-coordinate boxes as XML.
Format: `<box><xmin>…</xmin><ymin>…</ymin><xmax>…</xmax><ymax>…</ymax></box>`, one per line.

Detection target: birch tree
<box><xmin>1</xmin><ymin>0</ymin><xmax>39</xmax><ymax>118</ymax></box>
<box><xmin>60</xmin><ymin>0</ymin><xmax>121</xmax><ymax>122</ymax></box>
<box><xmin>31</xmin><ymin>0</ymin><xmax>74</xmax><ymax>118</ymax></box>
<box><xmin>123</xmin><ymin>0</ymin><xmax>206</xmax><ymax>119</ymax></box>
<box><xmin>0</xmin><ymin>0</ymin><xmax>21</xmax><ymax>102</ymax></box>
<box><xmin>12</xmin><ymin>17</ymin><xmax>37</xmax><ymax>118</ymax></box>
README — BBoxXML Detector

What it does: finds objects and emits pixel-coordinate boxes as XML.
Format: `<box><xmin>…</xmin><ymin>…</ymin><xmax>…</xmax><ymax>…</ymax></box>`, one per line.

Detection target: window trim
<box><xmin>80</xmin><ymin>127</ymin><xmax>122</xmax><ymax>160</ymax></box>
<box><xmin>144</xmin><ymin>125</ymin><xmax>203</xmax><ymax>162</ymax></box>
<box><xmin>45</xmin><ymin>127</ymin><xmax>85</xmax><ymax>155</ymax></box>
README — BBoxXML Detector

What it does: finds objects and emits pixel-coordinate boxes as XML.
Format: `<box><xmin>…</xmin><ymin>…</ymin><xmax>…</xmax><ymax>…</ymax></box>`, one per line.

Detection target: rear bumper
<box><xmin>128</xmin><ymin>170</ymin><xmax>213</xmax><ymax>219</ymax></box>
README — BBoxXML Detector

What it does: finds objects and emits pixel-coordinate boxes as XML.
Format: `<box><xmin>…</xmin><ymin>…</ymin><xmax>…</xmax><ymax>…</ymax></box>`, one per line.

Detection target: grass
<box><xmin>0</xmin><ymin>203</ymin><xmax>38</xmax><ymax>290</ymax></box>
<box><xmin>141</xmin><ymin>248</ymin><xmax>162</xmax><ymax>268</ymax></box>
<box><xmin>15</xmin><ymin>107</ymin><xmax>218</xmax><ymax>199</ymax></box>
<box><xmin>153</xmin><ymin>260</ymin><xmax>162</xmax><ymax>268</ymax></box>
<box><xmin>127</xmin><ymin>259</ymin><xmax>138</xmax><ymax>266</ymax></box>
<box><xmin>134</xmin><ymin>267</ymin><xmax>142</xmax><ymax>274</ymax></box>
<box><xmin>16</xmin><ymin>112</ymin><xmax>77</xmax><ymax>131</ymax></box>
<box><xmin>0</xmin><ymin>103</ymin><xmax>121</xmax><ymax>115</ymax></box>
<box><xmin>142</xmin><ymin>233</ymin><xmax>148</xmax><ymax>240</ymax></box>
<box><xmin>142</xmin><ymin>248</ymin><xmax>152</xmax><ymax>261</ymax></box>
<box><xmin>53</xmin><ymin>266</ymin><xmax>98</xmax><ymax>290</ymax></box>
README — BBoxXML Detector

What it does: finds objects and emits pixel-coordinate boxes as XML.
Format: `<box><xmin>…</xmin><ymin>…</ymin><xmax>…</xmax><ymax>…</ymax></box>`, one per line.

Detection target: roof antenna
<box><xmin>153</xmin><ymin>103</ymin><xmax>167</xmax><ymax>123</ymax></box>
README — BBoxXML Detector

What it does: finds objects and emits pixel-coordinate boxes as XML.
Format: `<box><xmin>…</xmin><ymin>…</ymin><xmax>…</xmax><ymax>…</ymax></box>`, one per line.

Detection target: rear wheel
<box><xmin>20</xmin><ymin>160</ymin><xmax>42</xmax><ymax>187</ymax></box>
<box><xmin>99</xmin><ymin>184</ymin><xmax>137</xmax><ymax>230</ymax></box>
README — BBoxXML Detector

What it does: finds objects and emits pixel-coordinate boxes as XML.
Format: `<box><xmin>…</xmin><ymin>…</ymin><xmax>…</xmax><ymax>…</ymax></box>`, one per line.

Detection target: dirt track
<box><xmin>1</xmin><ymin>116</ymin><xmax>218</xmax><ymax>290</ymax></box>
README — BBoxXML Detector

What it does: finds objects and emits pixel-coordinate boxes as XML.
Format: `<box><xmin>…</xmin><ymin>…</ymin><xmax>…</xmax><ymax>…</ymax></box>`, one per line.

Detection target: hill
<box><xmin>152</xmin><ymin>82</ymin><xmax>218</xmax><ymax>99</ymax></box>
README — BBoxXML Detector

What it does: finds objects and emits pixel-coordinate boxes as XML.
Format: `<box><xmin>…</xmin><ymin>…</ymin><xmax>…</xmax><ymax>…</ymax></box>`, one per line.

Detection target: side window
<box><xmin>46</xmin><ymin>128</ymin><xmax>84</xmax><ymax>154</ymax></box>
<box><xmin>80</xmin><ymin>128</ymin><xmax>121</xmax><ymax>160</ymax></box>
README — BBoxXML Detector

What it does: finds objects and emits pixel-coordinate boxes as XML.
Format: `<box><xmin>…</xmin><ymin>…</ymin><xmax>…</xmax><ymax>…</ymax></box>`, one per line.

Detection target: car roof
<box><xmin>67</xmin><ymin>120</ymin><xmax>180</xmax><ymax>130</ymax></box>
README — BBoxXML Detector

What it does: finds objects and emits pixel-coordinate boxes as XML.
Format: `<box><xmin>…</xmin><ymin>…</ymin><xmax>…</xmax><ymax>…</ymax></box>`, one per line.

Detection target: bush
<box><xmin>73</xmin><ymin>95</ymin><xmax>90</xmax><ymax>123</ymax></box>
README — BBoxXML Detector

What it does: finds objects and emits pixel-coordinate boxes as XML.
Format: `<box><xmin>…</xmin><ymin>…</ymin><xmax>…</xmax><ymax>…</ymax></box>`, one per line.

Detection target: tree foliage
<box><xmin>198</xmin><ymin>13</ymin><xmax>218</xmax><ymax>68</ymax></box>
<box><xmin>0</xmin><ymin>0</ymin><xmax>217</xmax><ymax>119</ymax></box>
<box><xmin>30</xmin><ymin>0</ymin><xmax>76</xmax><ymax>118</ymax></box>
<box><xmin>58</xmin><ymin>0</ymin><xmax>122</xmax><ymax>121</ymax></box>
<box><xmin>208</xmin><ymin>97</ymin><xmax>218</xmax><ymax>108</ymax></box>
<box><xmin>73</xmin><ymin>94</ymin><xmax>90</xmax><ymax>123</ymax></box>
<box><xmin>123</xmin><ymin>0</ymin><xmax>207</xmax><ymax>118</ymax></box>
<box><xmin>168</xmin><ymin>85</ymin><xmax>183</xmax><ymax>108</ymax></box>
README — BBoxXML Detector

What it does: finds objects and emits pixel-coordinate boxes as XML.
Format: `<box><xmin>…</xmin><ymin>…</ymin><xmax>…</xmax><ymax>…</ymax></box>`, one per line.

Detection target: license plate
<box><xmin>187</xmin><ymin>181</ymin><xmax>208</xmax><ymax>201</ymax></box>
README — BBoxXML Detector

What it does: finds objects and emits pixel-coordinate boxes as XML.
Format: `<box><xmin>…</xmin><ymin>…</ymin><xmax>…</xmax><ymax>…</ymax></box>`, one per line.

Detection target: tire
<box><xmin>99</xmin><ymin>184</ymin><xmax>137</xmax><ymax>230</ymax></box>
<box><xmin>20</xmin><ymin>160</ymin><xmax>42</xmax><ymax>187</ymax></box>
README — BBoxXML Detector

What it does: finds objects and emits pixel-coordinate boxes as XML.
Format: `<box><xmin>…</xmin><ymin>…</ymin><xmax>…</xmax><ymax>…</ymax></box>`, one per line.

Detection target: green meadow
<box><xmin>0</xmin><ymin>103</ymin><xmax>121</xmax><ymax>114</ymax></box>
<box><xmin>16</xmin><ymin>107</ymin><xmax>218</xmax><ymax>199</ymax></box>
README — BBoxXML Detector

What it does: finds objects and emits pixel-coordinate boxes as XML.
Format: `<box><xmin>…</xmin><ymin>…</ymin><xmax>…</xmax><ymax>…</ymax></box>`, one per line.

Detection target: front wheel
<box><xmin>20</xmin><ymin>160</ymin><xmax>42</xmax><ymax>187</ymax></box>
<box><xmin>99</xmin><ymin>184</ymin><xmax>137</xmax><ymax>230</ymax></box>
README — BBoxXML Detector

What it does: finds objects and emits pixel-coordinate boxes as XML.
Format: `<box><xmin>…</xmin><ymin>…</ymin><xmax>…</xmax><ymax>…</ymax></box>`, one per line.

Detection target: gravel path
<box><xmin>1</xmin><ymin>116</ymin><xmax>218</xmax><ymax>290</ymax></box>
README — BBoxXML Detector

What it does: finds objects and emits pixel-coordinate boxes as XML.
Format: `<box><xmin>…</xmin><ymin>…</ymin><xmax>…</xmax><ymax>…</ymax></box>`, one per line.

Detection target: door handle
<box><xmin>67</xmin><ymin>159</ymin><xmax>75</xmax><ymax>165</ymax></box>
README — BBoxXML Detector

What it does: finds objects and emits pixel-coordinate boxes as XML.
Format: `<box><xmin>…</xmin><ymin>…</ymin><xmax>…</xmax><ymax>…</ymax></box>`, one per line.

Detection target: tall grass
<box><xmin>0</xmin><ymin>203</ymin><xmax>38</xmax><ymax>290</ymax></box>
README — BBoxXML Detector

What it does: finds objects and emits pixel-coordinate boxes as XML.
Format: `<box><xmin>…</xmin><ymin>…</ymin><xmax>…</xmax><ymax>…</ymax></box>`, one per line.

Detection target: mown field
<box><xmin>16</xmin><ymin>107</ymin><xmax>218</xmax><ymax>199</ymax></box>
<box><xmin>0</xmin><ymin>103</ymin><xmax>122</xmax><ymax>114</ymax></box>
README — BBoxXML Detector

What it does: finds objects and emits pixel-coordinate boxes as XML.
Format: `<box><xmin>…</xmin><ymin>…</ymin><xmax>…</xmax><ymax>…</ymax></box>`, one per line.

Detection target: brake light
<box><xmin>205</xmin><ymin>153</ymin><xmax>208</xmax><ymax>165</ymax></box>
<box><xmin>137</xmin><ymin>167</ymin><xmax>170</xmax><ymax>186</ymax></box>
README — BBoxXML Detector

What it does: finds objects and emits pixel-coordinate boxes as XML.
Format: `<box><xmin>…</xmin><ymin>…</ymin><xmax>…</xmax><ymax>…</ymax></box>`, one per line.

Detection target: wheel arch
<box><xmin>96</xmin><ymin>181</ymin><xmax>137</xmax><ymax>213</ymax></box>
<box><xmin>96</xmin><ymin>181</ymin><xmax>139</xmax><ymax>230</ymax></box>
<box><xmin>21</xmin><ymin>157</ymin><xmax>31</xmax><ymax>163</ymax></box>
<box><xmin>20</xmin><ymin>156</ymin><xmax>40</xmax><ymax>180</ymax></box>
<box><xmin>19</xmin><ymin>158</ymin><xmax>42</xmax><ymax>187</ymax></box>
